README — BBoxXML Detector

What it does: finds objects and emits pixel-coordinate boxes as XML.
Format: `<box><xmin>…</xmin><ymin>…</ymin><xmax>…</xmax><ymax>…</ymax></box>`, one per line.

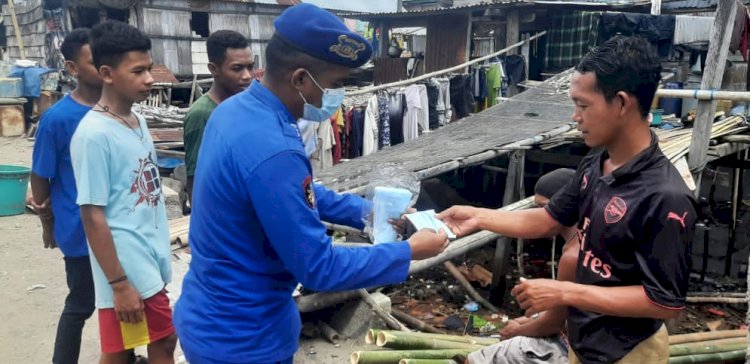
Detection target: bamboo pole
<box><xmin>319</xmin><ymin>321</ymin><xmax>341</xmax><ymax>345</ymax></box>
<box><xmin>366</xmin><ymin>329</ymin><xmax>383</xmax><ymax>345</ymax></box>
<box><xmin>377</xmin><ymin>331</ymin><xmax>483</xmax><ymax>350</ymax></box>
<box><xmin>669</xmin><ymin>330</ymin><xmax>747</xmax><ymax>345</ymax></box>
<box><xmin>686</xmin><ymin>296</ymin><xmax>747</xmax><ymax>304</ymax></box>
<box><xmin>687</xmin><ymin>292</ymin><xmax>746</xmax><ymax>298</ymax></box>
<box><xmin>443</xmin><ymin>261</ymin><xmax>499</xmax><ymax>313</ymax></box>
<box><xmin>400</xmin><ymin>360</ymin><xmax>458</xmax><ymax>364</ymax></box>
<box><xmin>656</xmin><ymin>89</ymin><xmax>750</xmax><ymax>102</ymax></box>
<box><xmin>348</xmin><ymin>31</ymin><xmax>547</xmax><ymax>96</ymax></box>
<box><xmin>670</xmin><ymin>339</ymin><xmax>747</xmax><ymax>356</ymax></box>
<box><xmin>358</xmin><ymin>289</ymin><xmax>409</xmax><ymax>331</ymax></box>
<box><xmin>351</xmin><ymin>349</ymin><xmax>473</xmax><ymax>364</ymax></box>
<box><xmin>391</xmin><ymin>309</ymin><xmax>447</xmax><ymax>334</ymax></box>
<box><xmin>668</xmin><ymin>349</ymin><xmax>746</xmax><ymax>364</ymax></box>
<box><xmin>373</xmin><ymin>330</ymin><xmax>499</xmax><ymax>346</ymax></box>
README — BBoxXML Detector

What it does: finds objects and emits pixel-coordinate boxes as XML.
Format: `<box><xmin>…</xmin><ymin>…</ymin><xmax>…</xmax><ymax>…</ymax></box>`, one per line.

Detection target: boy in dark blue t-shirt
<box><xmin>29</xmin><ymin>28</ymin><xmax>102</xmax><ymax>364</ymax></box>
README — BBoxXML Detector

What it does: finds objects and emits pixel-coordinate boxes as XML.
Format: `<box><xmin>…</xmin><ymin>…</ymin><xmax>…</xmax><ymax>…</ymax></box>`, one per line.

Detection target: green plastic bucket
<box><xmin>0</xmin><ymin>165</ymin><xmax>31</xmax><ymax>216</ymax></box>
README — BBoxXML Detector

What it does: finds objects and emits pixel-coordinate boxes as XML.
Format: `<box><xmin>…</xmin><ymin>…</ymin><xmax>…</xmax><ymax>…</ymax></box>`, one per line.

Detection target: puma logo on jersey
<box><xmin>667</xmin><ymin>211</ymin><xmax>688</xmax><ymax>228</ymax></box>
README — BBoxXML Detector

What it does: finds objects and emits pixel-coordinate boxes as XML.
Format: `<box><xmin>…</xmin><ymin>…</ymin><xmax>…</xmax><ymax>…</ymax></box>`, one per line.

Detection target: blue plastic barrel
<box><xmin>659</xmin><ymin>82</ymin><xmax>683</xmax><ymax>118</ymax></box>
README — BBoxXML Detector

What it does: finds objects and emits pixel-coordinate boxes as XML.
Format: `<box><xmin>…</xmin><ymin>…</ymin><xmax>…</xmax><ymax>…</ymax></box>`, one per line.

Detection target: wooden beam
<box><xmin>526</xmin><ymin>149</ymin><xmax>583</xmax><ymax>168</ymax></box>
<box><xmin>491</xmin><ymin>150</ymin><xmax>525</xmax><ymax>305</ymax></box>
<box><xmin>506</xmin><ymin>10</ymin><xmax>520</xmax><ymax>97</ymax></box>
<box><xmin>687</xmin><ymin>0</ymin><xmax>741</xmax><ymax>190</ymax></box>
<box><xmin>7</xmin><ymin>0</ymin><xmax>25</xmax><ymax>59</ymax></box>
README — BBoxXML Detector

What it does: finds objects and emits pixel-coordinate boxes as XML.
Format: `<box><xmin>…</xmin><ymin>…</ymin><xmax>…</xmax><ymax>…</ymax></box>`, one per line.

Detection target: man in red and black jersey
<box><xmin>439</xmin><ymin>36</ymin><xmax>696</xmax><ymax>363</ymax></box>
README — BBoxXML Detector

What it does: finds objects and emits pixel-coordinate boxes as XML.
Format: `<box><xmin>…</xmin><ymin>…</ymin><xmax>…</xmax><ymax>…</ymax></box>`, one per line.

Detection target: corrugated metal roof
<box><xmin>341</xmin><ymin>0</ymin><xmax>527</xmax><ymax>18</ymax></box>
<box><xmin>661</xmin><ymin>0</ymin><xmax>750</xmax><ymax>10</ymax></box>
<box><xmin>222</xmin><ymin>0</ymin><xmax>398</xmax><ymax>12</ymax></box>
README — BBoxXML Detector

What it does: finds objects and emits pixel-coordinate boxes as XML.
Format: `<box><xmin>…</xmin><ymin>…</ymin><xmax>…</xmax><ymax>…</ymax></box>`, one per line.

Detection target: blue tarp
<box><xmin>8</xmin><ymin>66</ymin><xmax>52</xmax><ymax>98</ymax></box>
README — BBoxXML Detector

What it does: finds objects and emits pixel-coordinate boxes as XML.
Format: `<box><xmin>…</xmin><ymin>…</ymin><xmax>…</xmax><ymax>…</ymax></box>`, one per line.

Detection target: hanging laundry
<box><xmin>504</xmin><ymin>55</ymin><xmax>526</xmax><ymax>87</ymax></box>
<box><xmin>450</xmin><ymin>74</ymin><xmax>473</xmax><ymax>119</ymax></box>
<box><xmin>363</xmin><ymin>95</ymin><xmax>380</xmax><ymax>156</ymax></box>
<box><xmin>403</xmin><ymin>84</ymin><xmax>430</xmax><ymax>140</ymax></box>
<box><xmin>486</xmin><ymin>63</ymin><xmax>503</xmax><ymax>107</ymax></box>
<box><xmin>377</xmin><ymin>93</ymin><xmax>391</xmax><ymax>148</ymax></box>
<box><xmin>598</xmin><ymin>12</ymin><xmax>675</xmax><ymax>57</ymax></box>
<box><xmin>330</xmin><ymin>111</ymin><xmax>343</xmax><ymax>165</ymax></box>
<box><xmin>310</xmin><ymin>120</ymin><xmax>335</xmax><ymax>172</ymax></box>
<box><xmin>545</xmin><ymin>11</ymin><xmax>601</xmax><ymax>70</ymax></box>
<box><xmin>432</xmin><ymin>78</ymin><xmax>452</xmax><ymax>126</ymax></box>
<box><xmin>350</xmin><ymin>107</ymin><xmax>365</xmax><ymax>158</ymax></box>
<box><xmin>673</xmin><ymin>16</ymin><xmax>713</xmax><ymax>45</ymax></box>
<box><xmin>388</xmin><ymin>91</ymin><xmax>406</xmax><ymax>145</ymax></box>
<box><xmin>425</xmin><ymin>82</ymin><xmax>440</xmax><ymax>130</ymax></box>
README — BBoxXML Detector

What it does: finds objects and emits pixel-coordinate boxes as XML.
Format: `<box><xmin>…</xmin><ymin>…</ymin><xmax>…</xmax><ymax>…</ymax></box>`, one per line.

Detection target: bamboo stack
<box><xmin>538</xmin><ymin>116</ymin><xmax>748</xmax><ymax>158</ymax></box>
<box><xmin>351</xmin><ymin>329</ymin><xmax>748</xmax><ymax>364</ymax></box>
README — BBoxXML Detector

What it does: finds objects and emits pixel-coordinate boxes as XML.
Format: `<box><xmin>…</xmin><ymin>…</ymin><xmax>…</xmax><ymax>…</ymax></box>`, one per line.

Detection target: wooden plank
<box><xmin>7</xmin><ymin>0</ymin><xmax>25</xmax><ymax>59</ymax></box>
<box><xmin>687</xmin><ymin>0</ymin><xmax>741</xmax><ymax>189</ymax></box>
<box><xmin>506</xmin><ymin>10</ymin><xmax>519</xmax><ymax>96</ymax></box>
<box><xmin>491</xmin><ymin>150</ymin><xmax>525</xmax><ymax>305</ymax></box>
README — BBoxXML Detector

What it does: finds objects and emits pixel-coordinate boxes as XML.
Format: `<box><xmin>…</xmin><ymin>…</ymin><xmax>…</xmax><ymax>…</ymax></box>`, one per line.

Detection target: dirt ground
<box><xmin>0</xmin><ymin>136</ymin><xmax>354</xmax><ymax>363</ymax></box>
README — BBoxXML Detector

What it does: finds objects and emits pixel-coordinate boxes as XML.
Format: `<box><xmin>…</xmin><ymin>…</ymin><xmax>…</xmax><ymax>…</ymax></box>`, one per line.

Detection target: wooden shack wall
<box><xmin>3</xmin><ymin>0</ymin><xmax>46</xmax><ymax>63</ymax></box>
<box><xmin>138</xmin><ymin>0</ymin><xmax>193</xmax><ymax>77</ymax></box>
<box><xmin>425</xmin><ymin>13</ymin><xmax>469</xmax><ymax>72</ymax></box>
<box><xmin>208</xmin><ymin>2</ymin><xmax>283</xmax><ymax>71</ymax></box>
<box><xmin>374</xmin><ymin>58</ymin><xmax>425</xmax><ymax>84</ymax></box>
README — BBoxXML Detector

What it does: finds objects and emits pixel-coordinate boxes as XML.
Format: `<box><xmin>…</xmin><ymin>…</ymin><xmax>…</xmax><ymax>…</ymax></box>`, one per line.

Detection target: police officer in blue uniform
<box><xmin>173</xmin><ymin>4</ymin><xmax>449</xmax><ymax>364</ymax></box>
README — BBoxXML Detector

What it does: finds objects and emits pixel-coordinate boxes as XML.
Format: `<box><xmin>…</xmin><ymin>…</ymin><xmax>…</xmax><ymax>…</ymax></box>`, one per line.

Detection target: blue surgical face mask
<box><xmin>299</xmin><ymin>70</ymin><xmax>345</xmax><ymax>122</ymax></box>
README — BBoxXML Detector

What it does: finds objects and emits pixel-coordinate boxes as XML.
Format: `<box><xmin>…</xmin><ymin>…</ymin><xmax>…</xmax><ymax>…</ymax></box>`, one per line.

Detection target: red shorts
<box><xmin>98</xmin><ymin>289</ymin><xmax>175</xmax><ymax>353</ymax></box>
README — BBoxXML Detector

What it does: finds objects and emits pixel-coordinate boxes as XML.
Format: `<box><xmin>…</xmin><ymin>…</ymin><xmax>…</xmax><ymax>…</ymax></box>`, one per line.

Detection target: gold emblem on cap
<box><xmin>329</xmin><ymin>35</ymin><xmax>366</xmax><ymax>61</ymax></box>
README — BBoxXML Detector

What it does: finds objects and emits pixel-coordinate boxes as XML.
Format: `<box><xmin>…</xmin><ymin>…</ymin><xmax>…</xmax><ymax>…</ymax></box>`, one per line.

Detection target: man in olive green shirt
<box><xmin>184</xmin><ymin>30</ymin><xmax>254</xmax><ymax>201</ymax></box>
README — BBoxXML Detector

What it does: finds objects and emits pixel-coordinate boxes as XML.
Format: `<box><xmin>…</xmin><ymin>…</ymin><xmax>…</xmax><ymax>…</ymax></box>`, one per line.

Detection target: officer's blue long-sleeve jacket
<box><xmin>173</xmin><ymin>81</ymin><xmax>412</xmax><ymax>363</ymax></box>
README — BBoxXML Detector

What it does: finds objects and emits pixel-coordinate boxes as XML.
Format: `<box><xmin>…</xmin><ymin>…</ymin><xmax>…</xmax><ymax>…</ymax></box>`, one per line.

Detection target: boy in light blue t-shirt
<box><xmin>70</xmin><ymin>21</ymin><xmax>176</xmax><ymax>363</ymax></box>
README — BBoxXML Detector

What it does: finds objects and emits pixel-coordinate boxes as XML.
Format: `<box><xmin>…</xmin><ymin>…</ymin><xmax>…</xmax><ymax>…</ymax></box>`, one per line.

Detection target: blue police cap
<box><xmin>274</xmin><ymin>3</ymin><xmax>373</xmax><ymax>68</ymax></box>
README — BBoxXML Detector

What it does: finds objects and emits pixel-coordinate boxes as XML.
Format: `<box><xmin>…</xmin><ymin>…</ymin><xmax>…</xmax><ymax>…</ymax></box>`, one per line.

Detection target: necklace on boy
<box><xmin>95</xmin><ymin>104</ymin><xmax>145</xmax><ymax>142</ymax></box>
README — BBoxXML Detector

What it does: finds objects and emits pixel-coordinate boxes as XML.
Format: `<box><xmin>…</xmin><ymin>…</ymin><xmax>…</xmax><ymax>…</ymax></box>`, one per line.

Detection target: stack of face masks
<box><xmin>372</xmin><ymin>186</ymin><xmax>413</xmax><ymax>244</ymax></box>
<box><xmin>405</xmin><ymin>210</ymin><xmax>456</xmax><ymax>239</ymax></box>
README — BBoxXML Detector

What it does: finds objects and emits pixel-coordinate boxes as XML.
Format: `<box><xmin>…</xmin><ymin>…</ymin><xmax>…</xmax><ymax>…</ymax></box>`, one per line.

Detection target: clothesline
<box><xmin>348</xmin><ymin>31</ymin><xmax>547</xmax><ymax>96</ymax></box>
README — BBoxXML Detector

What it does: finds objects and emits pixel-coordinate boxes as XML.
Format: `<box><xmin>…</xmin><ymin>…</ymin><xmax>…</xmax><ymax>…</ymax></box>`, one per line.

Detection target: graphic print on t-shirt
<box><xmin>130</xmin><ymin>152</ymin><xmax>162</xmax><ymax>226</ymax></box>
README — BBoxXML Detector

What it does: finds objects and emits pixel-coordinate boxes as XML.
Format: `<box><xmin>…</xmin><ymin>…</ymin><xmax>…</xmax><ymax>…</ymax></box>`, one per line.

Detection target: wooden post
<box><xmin>687</xmin><ymin>0</ymin><xmax>740</xmax><ymax>192</ymax></box>
<box><xmin>465</xmin><ymin>11</ymin><xmax>472</xmax><ymax>73</ymax></box>
<box><xmin>189</xmin><ymin>74</ymin><xmax>198</xmax><ymax>107</ymax></box>
<box><xmin>7</xmin><ymin>0</ymin><xmax>25</xmax><ymax>60</ymax></box>
<box><xmin>506</xmin><ymin>10</ymin><xmax>520</xmax><ymax>96</ymax></box>
<box><xmin>380</xmin><ymin>22</ymin><xmax>390</xmax><ymax>59</ymax></box>
<box><xmin>521</xmin><ymin>33</ymin><xmax>530</xmax><ymax>83</ymax></box>
<box><xmin>490</xmin><ymin>150</ymin><xmax>525</xmax><ymax>305</ymax></box>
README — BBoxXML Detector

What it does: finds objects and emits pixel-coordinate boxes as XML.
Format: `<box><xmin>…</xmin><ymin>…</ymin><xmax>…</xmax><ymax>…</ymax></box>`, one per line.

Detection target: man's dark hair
<box><xmin>90</xmin><ymin>20</ymin><xmax>151</xmax><ymax>69</ymax></box>
<box><xmin>576</xmin><ymin>36</ymin><xmax>661</xmax><ymax>118</ymax></box>
<box><xmin>535</xmin><ymin>168</ymin><xmax>576</xmax><ymax>200</ymax></box>
<box><xmin>264</xmin><ymin>34</ymin><xmax>330</xmax><ymax>81</ymax></box>
<box><xmin>207</xmin><ymin>30</ymin><xmax>249</xmax><ymax>65</ymax></box>
<box><xmin>60</xmin><ymin>28</ymin><xmax>91</xmax><ymax>62</ymax></box>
